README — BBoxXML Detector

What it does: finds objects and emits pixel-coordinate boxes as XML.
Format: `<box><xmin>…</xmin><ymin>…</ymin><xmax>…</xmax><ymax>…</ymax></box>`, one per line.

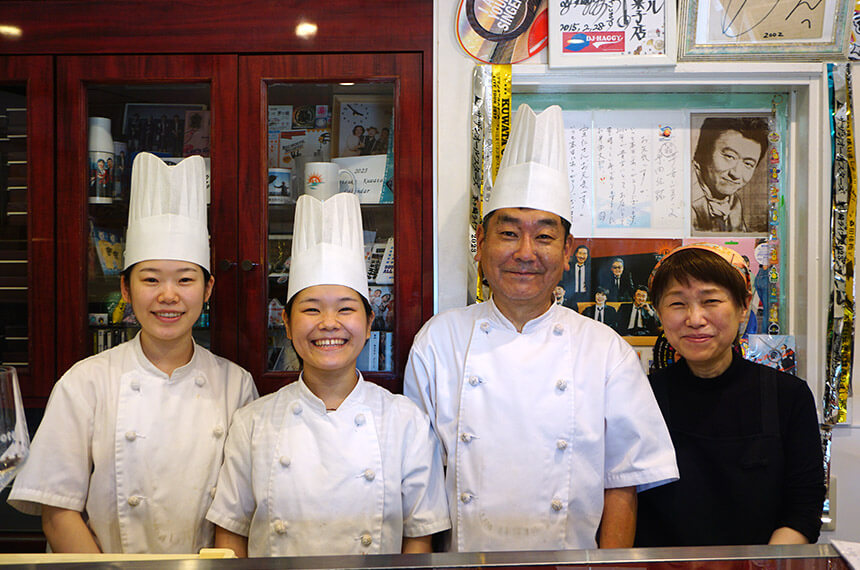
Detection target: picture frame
<box><xmin>331</xmin><ymin>94</ymin><xmax>393</xmax><ymax>159</ymax></box>
<box><xmin>122</xmin><ymin>103</ymin><xmax>207</xmax><ymax>156</ymax></box>
<box><xmin>678</xmin><ymin>0</ymin><xmax>852</xmax><ymax>61</ymax></box>
<box><xmin>547</xmin><ymin>0</ymin><xmax>677</xmax><ymax>67</ymax></box>
<box><xmin>689</xmin><ymin>111</ymin><xmax>771</xmax><ymax>236</ymax></box>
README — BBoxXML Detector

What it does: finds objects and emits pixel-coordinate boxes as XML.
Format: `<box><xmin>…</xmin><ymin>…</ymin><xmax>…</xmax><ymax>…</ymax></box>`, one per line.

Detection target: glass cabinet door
<box><xmin>56</xmin><ymin>55</ymin><xmax>238</xmax><ymax>376</ymax></box>
<box><xmin>239</xmin><ymin>54</ymin><xmax>428</xmax><ymax>395</ymax></box>
<box><xmin>0</xmin><ymin>57</ymin><xmax>54</xmax><ymax>402</ymax></box>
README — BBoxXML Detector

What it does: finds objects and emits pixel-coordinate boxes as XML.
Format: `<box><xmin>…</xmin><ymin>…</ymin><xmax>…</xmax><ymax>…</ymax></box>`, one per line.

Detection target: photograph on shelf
<box><xmin>678</xmin><ymin>0</ymin><xmax>852</xmax><ymax>60</ymax></box>
<box><xmin>743</xmin><ymin>334</ymin><xmax>797</xmax><ymax>374</ymax></box>
<box><xmin>90</xmin><ymin>222</ymin><xmax>124</xmax><ymax>276</ymax></box>
<box><xmin>183</xmin><ymin>110</ymin><xmax>210</xmax><ymax>157</ymax></box>
<box><xmin>332</xmin><ymin>94</ymin><xmax>393</xmax><ymax>158</ymax></box>
<box><xmin>369</xmin><ymin>284</ymin><xmax>394</xmax><ymax>332</ymax></box>
<box><xmin>689</xmin><ymin>113</ymin><xmax>770</xmax><ymax>236</ymax></box>
<box><xmin>455</xmin><ymin>0</ymin><xmax>549</xmax><ymax>64</ymax></box>
<box><xmin>547</xmin><ymin>0</ymin><xmax>676</xmax><ymax>67</ymax></box>
<box><xmin>557</xmin><ymin>238</ymin><xmax>681</xmax><ymax>342</ymax></box>
<box><xmin>122</xmin><ymin>103</ymin><xmax>207</xmax><ymax>157</ymax></box>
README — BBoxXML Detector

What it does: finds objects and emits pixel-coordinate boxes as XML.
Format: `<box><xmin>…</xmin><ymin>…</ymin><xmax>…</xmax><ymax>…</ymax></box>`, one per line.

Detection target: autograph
<box><xmin>719</xmin><ymin>0</ymin><xmax>823</xmax><ymax>38</ymax></box>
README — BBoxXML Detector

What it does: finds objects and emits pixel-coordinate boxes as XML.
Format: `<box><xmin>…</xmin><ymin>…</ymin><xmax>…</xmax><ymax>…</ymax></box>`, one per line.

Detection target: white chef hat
<box><xmin>485</xmin><ymin>104</ymin><xmax>571</xmax><ymax>223</ymax></box>
<box><xmin>287</xmin><ymin>192</ymin><xmax>369</xmax><ymax>303</ymax></box>
<box><xmin>124</xmin><ymin>153</ymin><xmax>210</xmax><ymax>271</ymax></box>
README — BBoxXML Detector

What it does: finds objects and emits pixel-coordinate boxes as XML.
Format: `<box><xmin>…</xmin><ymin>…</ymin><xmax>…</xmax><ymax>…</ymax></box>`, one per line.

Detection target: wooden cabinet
<box><xmin>0</xmin><ymin>57</ymin><xmax>55</xmax><ymax>403</ymax></box>
<box><xmin>0</xmin><ymin>1</ymin><xmax>433</xmax><ymax>400</ymax></box>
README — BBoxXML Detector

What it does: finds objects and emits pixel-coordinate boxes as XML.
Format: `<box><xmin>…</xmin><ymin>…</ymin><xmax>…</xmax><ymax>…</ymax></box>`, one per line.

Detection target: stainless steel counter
<box><xmin>0</xmin><ymin>544</ymin><xmax>848</xmax><ymax>570</ymax></box>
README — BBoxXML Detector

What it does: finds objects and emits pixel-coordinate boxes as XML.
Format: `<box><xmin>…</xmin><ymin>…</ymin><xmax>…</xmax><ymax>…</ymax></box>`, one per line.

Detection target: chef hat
<box><xmin>485</xmin><ymin>104</ymin><xmax>571</xmax><ymax>223</ymax></box>
<box><xmin>124</xmin><ymin>153</ymin><xmax>209</xmax><ymax>271</ymax></box>
<box><xmin>287</xmin><ymin>192</ymin><xmax>369</xmax><ymax>303</ymax></box>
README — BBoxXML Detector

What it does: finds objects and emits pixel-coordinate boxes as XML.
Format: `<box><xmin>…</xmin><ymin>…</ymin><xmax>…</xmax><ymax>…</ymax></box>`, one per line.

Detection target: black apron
<box><xmin>636</xmin><ymin>365</ymin><xmax>784</xmax><ymax>546</ymax></box>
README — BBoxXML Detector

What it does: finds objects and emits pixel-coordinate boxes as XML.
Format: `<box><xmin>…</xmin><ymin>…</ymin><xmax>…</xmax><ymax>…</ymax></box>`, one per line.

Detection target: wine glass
<box><xmin>0</xmin><ymin>366</ymin><xmax>30</xmax><ymax>491</ymax></box>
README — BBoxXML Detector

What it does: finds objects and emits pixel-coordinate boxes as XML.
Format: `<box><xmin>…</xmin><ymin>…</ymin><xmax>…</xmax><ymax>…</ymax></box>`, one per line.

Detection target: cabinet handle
<box><xmin>218</xmin><ymin>259</ymin><xmax>237</xmax><ymax>272</ymax></box>
<box><xmin>240</xmin><ymin>260</ymin><xmax>260</xmax><ymax>272</ymax></box>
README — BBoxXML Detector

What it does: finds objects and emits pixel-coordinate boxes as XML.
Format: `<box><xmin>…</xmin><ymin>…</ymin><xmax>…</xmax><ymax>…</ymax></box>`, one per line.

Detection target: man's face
<box><xmin>476</xmin><ymin>208</ymin><xmax>573</xmax><ymax>314</ymax></box>
<box><xmin>633</xmin><ymin>289</ymin><xmax>648</xmax><ymax>307</ymax></box>
<box><xmin>575</xmin><ymin>247</ymin><xmax>588</xmax><ymax>265</ymax></box>
<box><xmin>595</xmin><ymin>292</ymin><xmax>606</xmax><ymax>304</ymax></box>
<box><xmin>701</xmin><ymin>129</ymin><xmax>762</xmax><ymax>199</ymax></box>
<box><xmin>611</xmin><ymin>261</ymin><xmax>624</xmax><ymax>277</ymax></box>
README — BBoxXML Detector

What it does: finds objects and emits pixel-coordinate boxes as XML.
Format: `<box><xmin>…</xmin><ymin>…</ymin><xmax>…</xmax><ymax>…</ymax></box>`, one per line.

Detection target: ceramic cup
<box><xmin>303</xmin><ymin>161</ymin><xmax>357</xmax><ymax>200</ymax></box>
<box><xmin>88</xmin><ymin>117</ymin><xmax>114</xmax><ymax>204</ymax></box>
<box><xmin>268</xmin><ymin>168</ymin><xmax>292</xmax><ymax>204</ymax></box>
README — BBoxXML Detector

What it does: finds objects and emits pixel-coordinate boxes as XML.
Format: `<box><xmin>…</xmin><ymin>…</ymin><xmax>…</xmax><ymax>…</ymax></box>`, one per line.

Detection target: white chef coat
<box><xmin>8</xmin><ymin>334</ymin><xmax>258</xmax><ymax>553</ymax></box>
<box><xmin>206</xmin><ymin>373</ymin><xmax>450</xmax><ymax>557</ymax></box>
<box><xmin>404</xmin><ymin>299</ymin><xmax>678</xmax><ymax>552</ymax></box>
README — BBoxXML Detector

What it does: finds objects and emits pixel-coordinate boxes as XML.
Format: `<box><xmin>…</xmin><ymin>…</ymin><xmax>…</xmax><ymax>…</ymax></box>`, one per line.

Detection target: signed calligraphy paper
<box><xmin>562</xmin><ymin>110</ymin><xmax>685</xmax><ymax>237</ymax></box>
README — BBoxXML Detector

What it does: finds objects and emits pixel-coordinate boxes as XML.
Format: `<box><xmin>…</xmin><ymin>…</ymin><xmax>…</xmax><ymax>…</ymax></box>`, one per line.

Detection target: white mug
<box><xmin>303</xmin><ymin>161</ymin><xmax>357</xmax><ymax>200</ymax></box>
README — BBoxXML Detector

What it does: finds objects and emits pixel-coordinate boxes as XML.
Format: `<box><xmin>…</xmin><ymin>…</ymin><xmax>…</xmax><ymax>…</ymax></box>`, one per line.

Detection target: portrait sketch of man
<box><xmin>690</xmin><ymin>114</ymin><xmax>770</xmax><ymax>235</ymax></box>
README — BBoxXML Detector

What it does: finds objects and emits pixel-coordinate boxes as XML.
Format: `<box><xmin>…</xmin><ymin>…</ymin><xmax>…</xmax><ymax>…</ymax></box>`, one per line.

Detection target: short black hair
<box><xmin>482</xmin><ymin>209</ymin><xmax>571</xmax><ymax>236</ymax></box>
<box><xmin>634</xmin><ymin>285</ymin><xmax>649</xmax><ymax>295</ymax></box>
<box><xmin>694</xmin><ymin>116</ymin><xmax>769</xmax><ymax>167</ymax></box>
<box><xmin>649</xmin><ymin>248</ymin><xmax>749</xmax><ymax>310</ymax></box>
<box><xmin>595</xmin><ymin>286</ymin><xmax>609</xmax><ymax>296</ymax></box>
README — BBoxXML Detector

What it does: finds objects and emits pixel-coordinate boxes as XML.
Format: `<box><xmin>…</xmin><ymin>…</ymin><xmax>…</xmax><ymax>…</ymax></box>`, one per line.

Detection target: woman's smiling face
<box><xmin>284</xmin><ymin>285</ymin><xmax>372</xmax><ymax>377</ymax></box>
<box><xmin>657</xmin><ymin>276</ymin><xmax>749</xmax><ymax>378</ymax></box>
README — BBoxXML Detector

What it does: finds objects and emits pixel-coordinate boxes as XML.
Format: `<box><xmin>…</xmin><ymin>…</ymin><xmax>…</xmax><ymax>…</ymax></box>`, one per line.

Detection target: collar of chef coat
<box><xmin>129</xmin><ymin>332</ymin><xmax>202</xmax><ymax>382</ymax></box>
<box><xmin>486</xmin><ymin>296</ymin><xmax>557</xmax><ymax>334</ymax></box>
<box><xmin>296</xmin><ymin>370</ymin><xmax>367</xmax><ymax>415</ymax></box>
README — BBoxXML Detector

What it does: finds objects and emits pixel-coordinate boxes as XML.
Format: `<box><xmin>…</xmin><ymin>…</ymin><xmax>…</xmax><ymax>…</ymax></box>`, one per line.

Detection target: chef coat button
<box><xmin>195</xmin><ymin>376</ymin><xmax>205</xmax><ymax>387</ymax></box>
<box><xmin>210</xmin><ymin>486</ymin><xmax>217</xmax><ymax>499</ymax></box>
<box><xmin>551</xmin><ymin>498</ymin><xmax>564</xmax><ymax>512</ymax></box>
<box><xmin>354</xmin><ymin>413</ymin><xmax>366</xmax><ymax>426</ymax></box>
<box><xmin>555</xmin><ymin>379</ymin><xmax>568</xmax><ymax>391</ymax></box>
<box><xmin>556</xmin><ymin>439</ymin><xmax>568</xmax><ymax>450</ymax></box>
<box><xmin>468</xmin><ymin>375</ymin><xmax>480</xmax><ymax>386</ymax></box>
<box><xmin>272</xmin><ymin>520</ymin><xmax>287</xmax><ymax>535</ymax></box>
<box><xmin>130</xmin><ymin>379</ymin><xmax>141</xmax><ymax>391</ymax></box>
<box><xmin>127</xmin><ymin>495</ymin><xmax>141</xmax><ymax>507</ymax></box>
<box><xmin>360</xmin><ymin>533</ymin><xmax>373</xmax><ymax>547</ymax></box>
<box><xmin>125</xmin><ymin>431</ymin><xmax>137</xmax><ymax>441</ymax></box>
<box><xmin>459</xmin><ymin>492</ymin><xmax>473</xmax><ymax>504</ymax></box>
<box><xmin>212</xmin><ymin>425</ymin><xmax>224</xmax><ymax>438</ymax></box>
<box><xmin>480</xmin><ymin>321</ymin><xmax>490</xmax><ymax>333</ymax></box>
<box><xmin>460</xmin><ymin>432</ymin><xmax>473</xmax><ymax>443</ymax></box>
<box><xmin>363</xmin><ymin>469</ymin><xmax>376</xmax><ymax>481</ymax></box>
<box><xmin>553</xmin><ymin>324</ymin><xmax>564</xmax><ymax>336</ymax></box>
<box><xmin>279</xmin><ymin>455</ymin><xmax>291</xmax><ymax>467</ymax></box>
<box><xmin>291</xmin><ymin>403</ymin><xmax>303</xmax><ymax>416</ymax></box>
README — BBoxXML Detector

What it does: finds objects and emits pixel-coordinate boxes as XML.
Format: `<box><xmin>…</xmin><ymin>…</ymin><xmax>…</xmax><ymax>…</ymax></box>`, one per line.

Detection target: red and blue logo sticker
<box><xmin>562</xmin><ymin>31</ymin><xmax>625</xmax><ymax>53</ymax></box>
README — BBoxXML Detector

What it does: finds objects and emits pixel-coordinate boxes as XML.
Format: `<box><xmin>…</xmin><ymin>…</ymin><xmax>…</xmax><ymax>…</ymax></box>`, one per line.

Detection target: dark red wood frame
<box><xmin>239</xmin><ymin>54</ymin><xmax>425</xmax><ymax>395</ymax></box>
<box><xmin>0</xmin><ymin>0</ymin><xmax>433</xmax><ymax>398</ymax></box>
<box><xmin>55</xmin><ymin>55</ymin><xmax>239</xmax><ymax>380</ymax></box>
<box><xmin>0</xmin><ymin>57</ymin><xmax>54</xmax><ymax>405</ymax></box>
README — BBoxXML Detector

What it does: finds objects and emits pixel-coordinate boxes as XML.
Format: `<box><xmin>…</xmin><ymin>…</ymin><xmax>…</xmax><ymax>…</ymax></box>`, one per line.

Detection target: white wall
<box><xmin>433</xmin><ymin>0</ymin><xmax>859</xmax><ymax>542</ymax></box>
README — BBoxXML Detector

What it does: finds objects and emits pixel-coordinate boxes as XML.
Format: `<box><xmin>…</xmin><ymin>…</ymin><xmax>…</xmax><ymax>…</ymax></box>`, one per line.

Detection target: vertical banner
<box><xmin>824</xmin><ymin>63</ymin><xmax>856</xmax><ymax>426</ymax></box>
<box><xmin>468</xmin><ymin>65</ymin><xmax>511</xmax><ymax>304</ymax></box>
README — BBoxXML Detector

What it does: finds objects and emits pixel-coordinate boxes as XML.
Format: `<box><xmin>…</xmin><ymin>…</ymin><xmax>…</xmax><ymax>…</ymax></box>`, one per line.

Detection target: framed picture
<box><xmin>547</xmin><ymin>0</ymin><xmax>676</xmax><ymax>67</ymax></box>
<box><xmin>122</xmin><ymin>103</ymin><xmax>206</xmax><ymax>156</ymax></box>
<box><xmin>332</xmin><ymin>95</ymin><xmax>393</xmax><ymax>158</ymax></box>
<box><xmin>678</xmin><ymin>0</ymin><xmax>852</xmax><ymax>60</ymax></box>
<box><xmin>689</xmin><ymin>112</ymin><xmax>771</xmax><ymax>236</ymax></box>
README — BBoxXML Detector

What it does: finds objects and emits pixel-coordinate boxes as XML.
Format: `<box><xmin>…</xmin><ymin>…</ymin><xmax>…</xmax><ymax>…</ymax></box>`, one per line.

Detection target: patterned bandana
<box><xmin>649</xmin><ymin>242</ymin><xmax>752</xmax><ymax>294</ymax></box>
